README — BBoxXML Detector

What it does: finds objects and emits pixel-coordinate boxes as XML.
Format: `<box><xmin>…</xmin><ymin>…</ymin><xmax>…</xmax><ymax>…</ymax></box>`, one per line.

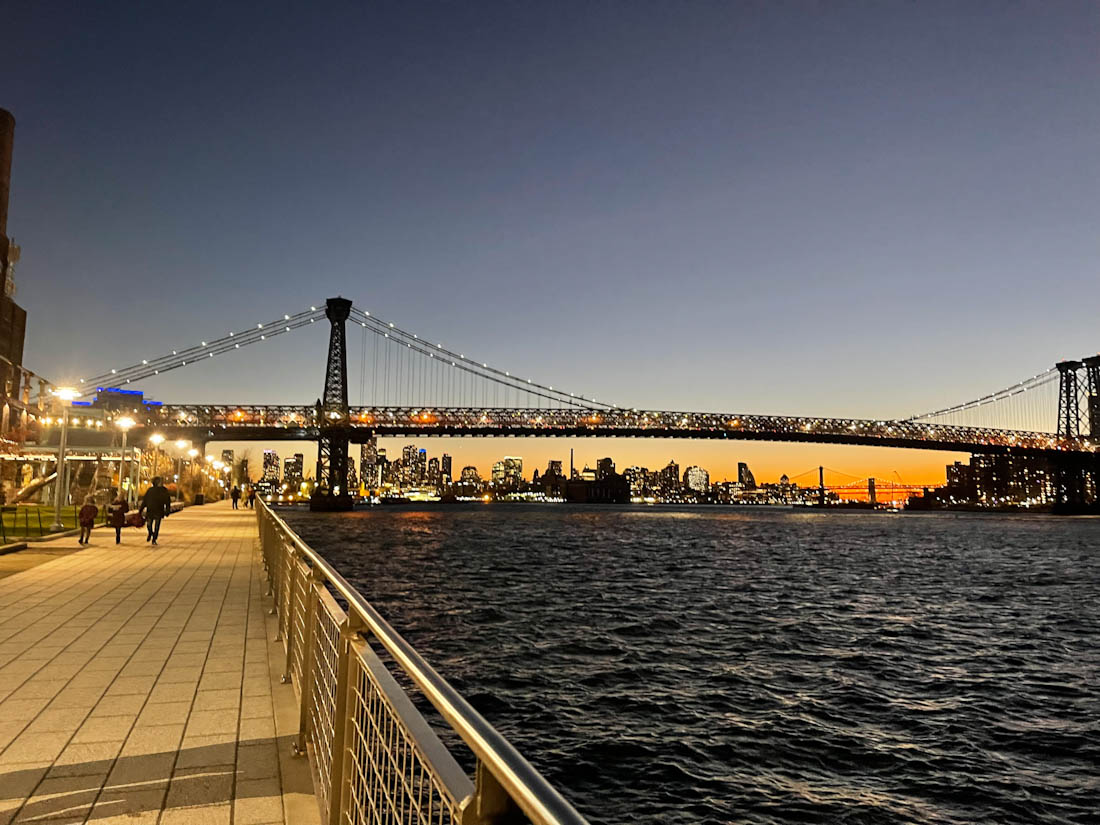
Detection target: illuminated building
<box><xmin>738</xmin><ymin>462</ymin><xmax>756</xmax><ymax>490</ymax></box>
<box><xmin>262</xmin><ymin>450</ymin><xmax>280</xmax><ymax>483</ymax></box>
<box><xmin>284</xmin><ymin>454</ymin><xmax>303</xmax><ymax>487</ymax></box>
<box><xmin>441</xmin><ymin>453</ymin><xmax>452</xmax><ymax>483</ymax></box>
<box><xmin>460</xmin><ymin>465</ymin><xmax>480</xmax><ymax>483</ymax></box>
<box><xmin>346</xmin><ymin>456</ymin><xmax>358</xmax><ymax>493</ymax></box>
<box><xmin>683</xmin><ymin>466</ymin><xmax>709</xmax><ymax>493</ymax></box>
<box><xmin>596</xmin><ymin>457</ymin><xmax>615</xmax><ymax>479</ymax></box>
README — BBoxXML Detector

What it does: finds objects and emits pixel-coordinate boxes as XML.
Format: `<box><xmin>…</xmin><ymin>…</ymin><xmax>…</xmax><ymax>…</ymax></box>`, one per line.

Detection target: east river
<box><xmin>281</xmin><ymin>505</ymin><xmax>1099</xmax><ymax>825</ymax></box>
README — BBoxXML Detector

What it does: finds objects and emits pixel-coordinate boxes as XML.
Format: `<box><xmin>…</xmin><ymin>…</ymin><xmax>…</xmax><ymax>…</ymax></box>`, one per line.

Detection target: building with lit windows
<box><xmin>262</xmin><ymin>450</ymin><xmax>280</xmax><ymax>483</ymax></box>
<box><xmin>683</xmin><ymin>466</ymin><xmax>709</xmax><ymax>494</ymax></box>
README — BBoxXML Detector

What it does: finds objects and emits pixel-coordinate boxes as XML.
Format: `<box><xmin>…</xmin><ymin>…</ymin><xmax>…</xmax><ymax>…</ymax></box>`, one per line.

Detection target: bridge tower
<box><xmin>1084</xmin><ymin>355</ymin><xmax>1100</xmax><ymax>438</ymax></box>
<box><xmin>311</xmin><ymin>297</ymin><xmax>354</xmax><ymax>512</ymax></box>
<box><xmin>1053</xmin><ymin>359</ymin><xmax>1093</xmax><ymax>513</ymax></box>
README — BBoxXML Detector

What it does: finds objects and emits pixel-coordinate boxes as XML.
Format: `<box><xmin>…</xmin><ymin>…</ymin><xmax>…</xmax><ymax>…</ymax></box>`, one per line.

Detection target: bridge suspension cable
<box><xmin>348</xmin><ymin>304</ymin><xmax>614</xmax><ymax>411</ymax></box>
<box><xmin>77</xmin><ymin>306</ymin><xmax>326</xmax><ymax>395</ymax></box>
<box><xmin>905</xmin><ymin>367</ymin><xmax>1060</xmax><ymax>433</ymax></box>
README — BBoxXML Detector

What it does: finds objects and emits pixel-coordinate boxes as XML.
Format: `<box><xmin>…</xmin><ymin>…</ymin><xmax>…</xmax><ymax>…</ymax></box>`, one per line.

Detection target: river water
<box><xmin>281</xmin><ymin>504</ymin><xmax>1099</xmax><ymax>825</ymax></box>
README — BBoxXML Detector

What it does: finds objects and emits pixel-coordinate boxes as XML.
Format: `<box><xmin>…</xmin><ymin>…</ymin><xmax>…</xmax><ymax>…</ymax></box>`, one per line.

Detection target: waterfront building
<box><xmin>441</xmin><ymin>453</ymin><xmax>452</xmax><ymax>483</ymax></box>
<box><xmin>738</xmin><ymin>462</ymin><xmax>757</xmax><ymax>490</ymax></box>
<box><xmin>491</xmin><ymin>461</ymin><xmax>505</xmax><ymax>488</ymax></box>
<box><xmin>502</xmin><ymin>456</ymin><xmax>523</xmax><ymax>489</ymax></box>
<box><xmin>284</xmin><ymin>454</ymin><xmax>303</xmax><ymax>488</ymax></box>
<box><xmin>361</xmin><ymin>437</ymin><xmax>379</xmax><ymax>487</ymax></box>
<box><xmin>596</xmin><ymin>457</ymin><xmax>615</xmax><ymax>479</ymax></box>
<box><xmin>346</xmin><ymin>457</ymin><xmax>358</xmax><ymax>493</ymax></box>
<box><xmin>427</xmin><ymin>456</ymin><xmax>440</xmax><ymax>488</ymax></box>
<box><xmin>460</xmin><ymin>465</ymin><xmax>480</xmax><ymax>484</ymax></box>
<box><xmin>622</xmin><ymin>466</ymin><xmax>649</xmax><ymax>497</ymax></box>
<box><xmin>683</xmin><ymin>465</ymin><xmax>709</xmax><ymax>494</ymax></box>
<box><xmin>659</xmin><ymin>461</ymin><xmax>680</xmax><ymax>495</ymax></box>
<box><xmin>262</xmin><ymin>449</ymin><xmax>280</xmax><ymax>483</ymax></box>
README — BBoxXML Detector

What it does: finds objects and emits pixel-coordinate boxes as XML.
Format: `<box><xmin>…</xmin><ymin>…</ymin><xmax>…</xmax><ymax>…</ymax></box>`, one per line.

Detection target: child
<box><xmin>78</xmin><ymin>495</ymin><xmax>98</xmax><ymax>545</ymax></box>
<box><xmin>107</xmin><ymin>493</ymin><xmax>128</xmax><ymax>545</ymax></box>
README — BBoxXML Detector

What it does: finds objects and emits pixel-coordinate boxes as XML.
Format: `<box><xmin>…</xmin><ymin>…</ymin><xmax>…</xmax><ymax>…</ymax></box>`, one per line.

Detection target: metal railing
<box><xmin>255</xmin><ymin>499</ymin><xmax>590</xmax><ymax>825</ymax></box>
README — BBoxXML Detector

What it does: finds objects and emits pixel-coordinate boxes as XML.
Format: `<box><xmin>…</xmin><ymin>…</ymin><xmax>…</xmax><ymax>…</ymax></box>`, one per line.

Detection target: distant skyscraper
<box><xmin>596</xmin><ymin>457</ymin><xmax>615</xmax><ymax>479</ymax></box>
<box><xmin>503</xmin><ymin>456</ymin><xmax>523</xmax><ymax>488</ymax></box>
<box><xmin>262</xmin><ymin>450</ymin><xmax>280</xmax><ymax>483</ymax></box>
<box><xmin>738</xmin><ymin>462</ymin><xmax>756</xmax><ymax>490</ymax></box>
<box><xmin>460</xmin><ymin>465</ymin><xmax>480</xmax><ymax>483</ymax></box>
<box><xmin>284</xmin><ymin>454</ymin><xmax>303</xmax><ymax>487</ymax></box>
<box><xmin>239</xmin><ymin>458</ymin><xmax>249</xmax><ymax>483</ymax></box>
<box><xmin>545</xmin><ymin>459</ymin><xmax>563</xmax><ymax>478</ymax></box>
<box><xmin>491</xmin><ymin>461</ymin><xmax>506</xmax><ymax>488</ymax></box>
<box><xmin>441</xmin><ymin>453</ymin><xmax>452</xmax><ymax>483</ymax></box>
<box><xmin>361</xmin><ymin>437</ymin><xmax>379</xmax><ymax>487</ymax></box>
<box><xmin>427</xmin><ymin>456</ymin><xmax>440</xmax><ymax>486</ymax></box>
<box><xmin>683</xmin><ymin>466</ymin><xmax>709</xmax><ymax>493</ymax></box>
<box><xmin>347</xmin><ymin>456</ymin><xmax>358</xmax><ymax>492</ymax></box>
<box><xmin>660</xmin><ymin>461</ymin><xmax>680</xmax><ymax>493</ymax></box>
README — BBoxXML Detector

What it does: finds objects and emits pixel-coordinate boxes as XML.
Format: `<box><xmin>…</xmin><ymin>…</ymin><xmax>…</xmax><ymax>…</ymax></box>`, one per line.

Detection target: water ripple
<box><xmin>284</xmin><ymin>505</ymin><xmax>1100</xmax><ymax>825</ymax></box>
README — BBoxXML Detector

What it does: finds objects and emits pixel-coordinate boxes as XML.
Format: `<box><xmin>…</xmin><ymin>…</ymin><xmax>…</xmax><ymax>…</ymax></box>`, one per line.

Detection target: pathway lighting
<box><xmin>117</xmin><ymin>416</ymin><xmax>136</xmax><ymax>505</ymax></box>
<box><xmin>50</xmin><ymin>388</ymin><xmax>79</xmax><ymax>532</ymax></box>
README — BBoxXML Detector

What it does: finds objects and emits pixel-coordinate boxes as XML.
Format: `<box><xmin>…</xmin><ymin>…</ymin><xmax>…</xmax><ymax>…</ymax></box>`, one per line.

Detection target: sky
<box><xmin>4</xmin><ymin>2</ymin><xmax>1098</xmax><ymax>483</ymax></box>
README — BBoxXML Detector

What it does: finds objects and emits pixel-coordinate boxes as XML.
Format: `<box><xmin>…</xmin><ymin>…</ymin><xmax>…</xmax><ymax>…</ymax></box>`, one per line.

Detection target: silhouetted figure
<box><xmin>107</xmin><ymin>493</ymin><xmax>128</xmax><ymax>545</ymax></box>
<box><xmin>231</xmin><ymin>485</ymin><xmax>241</xmax><ymax>509</ymax></box>
<box><xmin>77</xmin><ymin>495</ymin><xmax>98</xmax><ymax>545</ymax></box>
<box><xmin>140</xmin><ymin>477</ymin><xmax>173</xmax><ymax>546</ymax></box>
<box><xmin>247</xmin><ymin>487</ymin><xmax>256</xmax><ymax>509</ymax></box>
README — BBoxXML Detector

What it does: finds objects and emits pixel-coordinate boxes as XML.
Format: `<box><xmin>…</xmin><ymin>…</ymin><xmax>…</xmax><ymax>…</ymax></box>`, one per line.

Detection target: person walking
<box><xmin>139</xmin><ymin>476</ymin><xmax>173</xmax><ymax>546</ymax></box>
<box><xmin>107</xmin><ymin>492</ymin><xmax>128</xmax><ymax>545</ymax></box>
<box><xmin>247</xmin><ymin>487</ymin><xmax>256</xmax><ymax>509</ymax></box>
<box><xmin>230</xmin><ymin>485</ymin><xmax>241</xmax><ymax>509</ymax></box>
<box><xmin>77</xmin><ymin>495</ymin><xmax>98</xmax><ymax>545</ymax></box>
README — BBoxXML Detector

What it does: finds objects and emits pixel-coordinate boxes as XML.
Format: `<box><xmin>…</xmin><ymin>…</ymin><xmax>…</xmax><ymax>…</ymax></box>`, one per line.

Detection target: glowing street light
<box><xmin>148</xmin><ymin>433</ymin><xmax>165</xmax><ymax>487</ymax></box>
<box><xmin>117</xmin><ymin>416</ymin><xmax>136</xmax><ymax>506</ymax></box>
<box><xmin>50</xmin><ymin>388</ymin><xmax>79</xmax><ymax>532</ymax></box>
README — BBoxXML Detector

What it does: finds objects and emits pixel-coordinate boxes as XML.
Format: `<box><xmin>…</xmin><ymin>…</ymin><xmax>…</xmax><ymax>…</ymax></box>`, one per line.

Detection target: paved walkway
<box><xmin>0</xmin><ymin>502</ymin><xmax>319</xmax><ymax>825</ymax></box>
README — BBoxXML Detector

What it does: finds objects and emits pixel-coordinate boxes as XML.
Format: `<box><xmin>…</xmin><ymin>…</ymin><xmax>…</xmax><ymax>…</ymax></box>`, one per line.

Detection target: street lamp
<box><xmin>116</xmin><ymin>416</ymin><xmax>135</xmax><ymax>506</ymax></box>
<box><xmin>174</xmin><ymin>439</ymin><xmax>189</xmax><ymax>500</ymax></box>
<box><xmin>50</xmin><ymin>388</ymin><xmax>78</xmax><ymax>532</ymax></box>
<box><xmin>149</xmin><ymin>433</ymin><xmax>165</xmax><ymax>488</ymax></box>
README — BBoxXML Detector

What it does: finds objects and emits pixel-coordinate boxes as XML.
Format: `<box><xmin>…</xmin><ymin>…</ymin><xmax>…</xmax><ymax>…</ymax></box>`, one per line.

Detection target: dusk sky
<box><xmin>4</xmin><ymin>2</ymin><xmax>1098</xmax><ymax>482</ymax></box>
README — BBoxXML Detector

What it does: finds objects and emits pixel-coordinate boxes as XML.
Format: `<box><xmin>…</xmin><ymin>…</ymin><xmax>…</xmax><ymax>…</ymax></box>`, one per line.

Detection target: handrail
<box><xmin>257</xmin><ymin>498</ymin><xmax>590</xmax><ymax>825</ymax></box>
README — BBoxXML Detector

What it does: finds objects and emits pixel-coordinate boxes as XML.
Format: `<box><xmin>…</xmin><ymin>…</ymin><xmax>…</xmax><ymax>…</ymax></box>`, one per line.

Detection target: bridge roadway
<box><xmin>120</xmin><ymin>405</ymin><xmax>1087</xmax><ymax>455</ymax></box>
<box><xmin>0</xmin><ymin>502</ymin><xmax>319</xmax><ymax>825</ymax></box>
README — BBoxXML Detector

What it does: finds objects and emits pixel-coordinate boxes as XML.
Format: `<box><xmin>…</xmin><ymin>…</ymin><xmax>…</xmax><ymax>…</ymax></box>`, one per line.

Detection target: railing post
<box><xmin>282</xmin><ymin>549</ymin><xmax>302</xmax><ymax>684</ymax></box>
<box><xmin>462</xmin><ymin>761</ymin><xmax>526</xmax><ymax>825</ymax></box>
<box><xmin>293</xmin><ymin>566</ymin><xmax>323</xmax><ymax>757</ymax></box>
<box><xmin>329</xmin><ymin>615</ymin><xmax>364</xmax><ymax>825</ymax></box>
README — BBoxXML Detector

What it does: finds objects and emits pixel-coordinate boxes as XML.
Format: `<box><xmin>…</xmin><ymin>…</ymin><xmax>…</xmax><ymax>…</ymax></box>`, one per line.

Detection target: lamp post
<box><xmin>187</xmin><ymin>448</ymin><xmax>198</xmax><ymax>499</ymax></box>
<box><xmin>174</xmin><ymin>439</ymin><xmax>189</xmax><ymax>500</ymax></box>
<box><xmin>148</xmin><ymin>433</ymin><xmax>165</xmax><ymax>490</ymax></box>
<box><xmin>116</xmin><ymin>416</ymin><xmax>135</xmax><ymax>506</ymax></box>
<box><xmin>50</xmin><ymin>388</ymin><xmax>78</xmax><ymax>532</ymax></box>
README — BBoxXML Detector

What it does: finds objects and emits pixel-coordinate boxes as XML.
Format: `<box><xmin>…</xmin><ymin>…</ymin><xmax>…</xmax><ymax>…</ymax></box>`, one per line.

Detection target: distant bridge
<box><xmin>53</xmin><ymin>298</ymin><xmax>1099</xmax><ymax>511</ymax></box>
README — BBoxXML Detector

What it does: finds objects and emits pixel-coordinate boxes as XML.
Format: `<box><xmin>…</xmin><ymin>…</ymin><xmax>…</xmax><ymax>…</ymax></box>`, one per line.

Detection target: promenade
<box><xmin>0</xmin><ymin>502</ymin><xmax>319</xmax><ymax>825</ymax></box>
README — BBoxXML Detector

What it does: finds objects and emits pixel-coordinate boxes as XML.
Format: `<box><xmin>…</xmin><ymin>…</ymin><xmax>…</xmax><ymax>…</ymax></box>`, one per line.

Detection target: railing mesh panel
<box><xmin>290</xmin><ymin>557</ymin><xmax>311</xmax><ymax>687</ymax></box>
<box><xmin>310</xmin><ymin>590</ymin><xmax>344</xmax><ymax>817</ymax></box>
<box><xmin>344</xmin><ymin>652</ymin><xmax>464</xmax><ymax>825</ymax></box>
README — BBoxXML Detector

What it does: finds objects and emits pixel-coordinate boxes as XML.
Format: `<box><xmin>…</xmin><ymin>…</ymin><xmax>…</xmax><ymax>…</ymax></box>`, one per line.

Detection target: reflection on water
<box><xmin>283</xmin><ymin>504</ymin><xmax>1100</xmax><ymax>825</ymax></box>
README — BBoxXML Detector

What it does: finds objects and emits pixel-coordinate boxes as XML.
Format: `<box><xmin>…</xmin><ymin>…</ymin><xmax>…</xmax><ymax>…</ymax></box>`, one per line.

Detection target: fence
<box><xmin>255</xmin><ymin>499</ymin><xmax>590</xmax><ymax>825</ymax></box>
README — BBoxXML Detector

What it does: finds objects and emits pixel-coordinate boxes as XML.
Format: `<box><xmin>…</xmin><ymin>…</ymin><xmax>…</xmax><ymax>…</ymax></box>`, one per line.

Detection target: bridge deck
<box><xmin>0</xmin><ymin>503</ymin><xmax>318</xmax><ymax>825</ymax></box>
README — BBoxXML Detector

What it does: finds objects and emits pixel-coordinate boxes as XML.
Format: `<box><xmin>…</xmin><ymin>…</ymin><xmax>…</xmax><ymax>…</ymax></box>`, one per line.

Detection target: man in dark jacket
<box><xmin>139</xmin><ymin>477</ymin><xmax>173</xmax><ymax>546</ymax></box>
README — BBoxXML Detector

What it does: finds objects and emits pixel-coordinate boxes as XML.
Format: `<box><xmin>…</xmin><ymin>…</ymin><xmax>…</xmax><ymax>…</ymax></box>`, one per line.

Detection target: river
<box><xmin>281</xmin><ymin>504</ymin><xmax>1099</xmax><ymax>825</ymax></box>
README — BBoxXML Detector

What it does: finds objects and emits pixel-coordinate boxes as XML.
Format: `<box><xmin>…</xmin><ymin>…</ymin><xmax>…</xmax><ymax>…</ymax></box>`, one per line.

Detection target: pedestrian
<box><xmin>139</xmin><ymin>476</ymin><xmax>173</xmax><ymax>546</ymax></box>
<box><xmin>247</xmin><ymin>487</ymin><xmax>256</xmax><ymax>509</ymax></box>
<box><xmin>107</xmin><ymin>492</ymin><xmax>128</xmax><ymax>545</ymax></box>
<box><xmin>231</xmin><ymin>485</ymin><xmax>241</xmax><ymax>509</ymax></box>
<box><xmin>78</xmin><ymin>495</ymin><xmax>98</xmax><ymax>545</ymax></box>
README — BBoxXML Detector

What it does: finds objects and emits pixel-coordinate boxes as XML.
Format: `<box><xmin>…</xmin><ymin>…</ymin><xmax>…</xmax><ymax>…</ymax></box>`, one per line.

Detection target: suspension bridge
<box><xmin>51</xmin><ymin>297</ymin><xmax>1100</xmax><ymax>511</ymax></box>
